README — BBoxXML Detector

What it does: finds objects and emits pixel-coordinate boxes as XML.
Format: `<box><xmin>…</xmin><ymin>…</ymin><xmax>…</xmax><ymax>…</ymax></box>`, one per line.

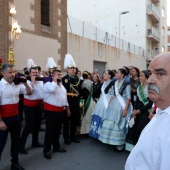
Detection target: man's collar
<box><xmin>1</xmin><ymin>78</ymin><xmax>14</xmax><ymax>85</ymax></box>
<box><xmin>68</xmin><ymin>73</ymin><xmax>74</xmax><ymax>78</ymax></box>
<box><xmin>156</xmin><ymin>106</ymin><xmax>170</xmax><ymax>116</ymax></box>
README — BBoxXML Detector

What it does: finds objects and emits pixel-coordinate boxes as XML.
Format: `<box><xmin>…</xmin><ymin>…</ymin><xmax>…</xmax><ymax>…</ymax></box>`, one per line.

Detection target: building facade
<box><xmin>0</xmin><ymin>0</ymin><xmax>167</xmax><ymax>73</ymax></box>
<box><xmin>68</xmin><ymin>0</ymin><xmax>168</xmax><ymax>63</ymax></box>
<box><xmin>0</xmin><ymin>0</ymin><xmax>67</xmax><ymax>71</ymax></box>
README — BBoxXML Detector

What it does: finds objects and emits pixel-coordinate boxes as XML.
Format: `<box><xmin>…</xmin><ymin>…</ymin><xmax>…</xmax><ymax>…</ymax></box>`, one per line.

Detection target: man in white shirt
<box><xmin>20</xmin><ymin>66</ymin><xmax>44</xmax><ymax>154</ymax></box>
<box><xmin>43</xmin><ymin>69</ymin><xmax>70</xmax><ymax>159</ymax></box>
<box><xmin>125</xmin><ymin>52</ymin><xmax>170</xmax><ymax>170</ymax></box>
<box><xmin>0</xmin><ymin>64</ymin><xmax>32</xmax><ymax>170</ymax></box>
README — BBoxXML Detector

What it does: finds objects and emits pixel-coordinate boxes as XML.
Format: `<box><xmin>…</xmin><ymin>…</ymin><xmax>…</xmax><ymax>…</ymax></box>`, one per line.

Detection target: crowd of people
<box><xmin>88</xmin><ymin>66</ymin><xmax>154</xmax><ymax>152</ymax></box>
<box><xmin>1</xmin><ymin>52</ymin><xmax>170</xmax><ymax>170</ymax></box>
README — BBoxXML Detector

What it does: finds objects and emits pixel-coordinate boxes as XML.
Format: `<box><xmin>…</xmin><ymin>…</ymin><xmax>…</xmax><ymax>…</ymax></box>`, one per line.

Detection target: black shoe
<box><xmin>43</xmin><ymin>151</ymin><xmax>52</xmax><ymax>159</ymax></box>
<box><xmin>11</xmin><ymin>163</ymin><xmax>25</xmax><ymax>170</ymax></box>
<box><xmin>114</xmin><ymin>147</ymin><xmax>125</xmax><ymax>152</ymax></box>
<box><xmin>32</xmin><ymin>142</ymin><xmax>44</xmax><ymax>148</ymax></box>
<box><xmin>19</xmin><ymin>148</ymin><xmax>28</xmax><ymax>155</ymax></box>
<box><xmin>64</xmin><ymin>140</ymin><xmax>70</xmax><ymax>145</ymax></box>
<box><xmin>53</xmin><ymin>147</ymin><xmax>67</xmax><ymax>153</ymax></box>
<box><xmin>71</xmin><ymin>138</ymin><xmax>80</xmax><ymax>143</ymax></box>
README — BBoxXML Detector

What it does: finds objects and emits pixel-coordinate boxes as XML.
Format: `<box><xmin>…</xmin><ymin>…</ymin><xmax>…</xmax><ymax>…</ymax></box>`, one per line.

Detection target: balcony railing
<box><xmin>147</xmin><ymin>27</ymin><xmax>160</xmax><ymax>42</ymax></box>
<box><xmin>147</xmin><ymin>49</ymin><xmax>159</xmax><ymax>60</ymax></box>
<box><xmin>147</xmin><ymin>3</ymin><xmax>160</xmax><ymax>22</ymax></box>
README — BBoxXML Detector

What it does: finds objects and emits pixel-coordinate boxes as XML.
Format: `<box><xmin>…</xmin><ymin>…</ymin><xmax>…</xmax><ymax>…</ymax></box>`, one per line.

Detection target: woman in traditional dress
<box><xmin>80</xmin><ymin>71</ymin><xmax>96</xmax><ymax>134</ymax></box>
<box><xmin>126</xmin><ymin>70</ymin><xmax>153</xmax><ymax>149</ymax></box>
<box><xmin>89</xmin><ymin>70</ymin><xmax>115</xmax><ymax>139</ymax></box>
<box><xmin>99</xmin><ymin>68</ymin><xmax>132</xmax><ymax>151</ymax></box>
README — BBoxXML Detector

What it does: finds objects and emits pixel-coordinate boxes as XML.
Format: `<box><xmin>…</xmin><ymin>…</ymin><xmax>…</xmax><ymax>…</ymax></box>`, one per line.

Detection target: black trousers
<box><xmin>18</xmin><ymin>100</ymin><xmax>24</xmax><ymax>122</ymax></box>
<box><xmin>44</xmin><ymin>110</ymin><xmax>64</xmax><ymax>153</ymax></box>
<box><xmin>20</xmin><ymin>105</ymin><xmax>42</xmax><ymax>147</ymax></box>
<box><xmin>0</xmin><ymin>115</ymin><xmax>21</xmax><ymax>164</ymax></box>
<box><xmin>63</xmin><ymin>108</ymin><xmax>80</xmax><ymax>141</ymax></box>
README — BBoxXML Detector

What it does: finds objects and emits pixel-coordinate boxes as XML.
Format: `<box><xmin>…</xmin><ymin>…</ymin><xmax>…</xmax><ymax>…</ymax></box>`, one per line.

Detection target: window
<box><xmin>41</xmin><ymin>0</ymin><xmax>50</xmax><ymax>26</ymax></box>
<box><xmin>155</xmin><ymin>48</ymin><xmax>159</xmax><ymax>52</ymax></box>
<box><xmin>162</xmin><ymin>8</ymin><xmax>165</xmax><ymax>18</ymax></box>
<box><xmin>162</xmin><ymin>46</ymin><xmax>165</xmax><ymax>52</ymax></box>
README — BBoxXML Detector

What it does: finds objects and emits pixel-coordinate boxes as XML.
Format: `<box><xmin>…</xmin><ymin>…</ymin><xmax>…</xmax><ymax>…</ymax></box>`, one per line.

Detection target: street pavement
<box><xmin>0</xmin><ymin>124</ymin><xmax>130</xmax><ymax>170</ymax></box>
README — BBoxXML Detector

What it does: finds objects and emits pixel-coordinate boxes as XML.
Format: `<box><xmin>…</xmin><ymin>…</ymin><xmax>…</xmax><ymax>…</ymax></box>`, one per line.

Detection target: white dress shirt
<box><xmin>0</xmin><ymin>78</ymin><xmax>28</xmax><ymax>105</ymax></box>
<box><xmin>24</xmin><ymin>80</ymin><xmax>44</xmax><ymax>100</ymax></box>
<box><xmin>44</xmin><ymin>81</ymin><xmax>68</xmax><ymax>107</ymax></box>
<box><xmin>125</xmin><ymin>106</ymin><xmax>170</xmax><ymax>170</ymax></box>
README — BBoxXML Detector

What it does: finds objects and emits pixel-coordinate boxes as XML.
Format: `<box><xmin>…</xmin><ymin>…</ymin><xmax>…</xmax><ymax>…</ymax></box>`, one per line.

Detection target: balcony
<box><xmin>147</xmin><ymin>3</ymin><xmax>160</xmax><ymax>23</ymax></box>
<box><xmin>147</xmin><ymin>49</ymin><xmax>159</xmax><ymax>60</ymax></box>
<box><xmin>147</xmin><ymin>27</ymin><xmax>160</xmax><ymax>42</ymax></box>
<box><xmin>151</xmin><ymin>0</ymin><xmax>159</xmax><ymax>3</ymax></box>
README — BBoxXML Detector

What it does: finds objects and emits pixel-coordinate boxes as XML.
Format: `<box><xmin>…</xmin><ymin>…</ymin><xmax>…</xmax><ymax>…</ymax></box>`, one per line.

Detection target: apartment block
<box><xmin>146</xmin><ymin>0</ymin><xmax>167</xmax><ymax>61</ymax></box>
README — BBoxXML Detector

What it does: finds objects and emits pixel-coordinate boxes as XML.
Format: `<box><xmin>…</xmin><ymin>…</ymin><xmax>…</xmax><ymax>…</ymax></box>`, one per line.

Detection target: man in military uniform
<box><xmin>62</xmin><ymin>54</ymin><xmax>82</xmax><ymax>144</ymax></box>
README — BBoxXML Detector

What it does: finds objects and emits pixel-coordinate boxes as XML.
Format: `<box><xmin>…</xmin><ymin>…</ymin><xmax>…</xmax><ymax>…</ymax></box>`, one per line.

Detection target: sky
<box><xmin>168</xmin><ymin>0</ymin><xmax>170</xmax><ymax>26</ymax></box>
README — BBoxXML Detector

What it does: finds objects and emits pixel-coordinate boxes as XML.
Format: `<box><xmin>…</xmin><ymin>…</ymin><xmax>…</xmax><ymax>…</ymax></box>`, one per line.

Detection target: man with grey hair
<box><xmin>125</xmin><ymin>52</ymin><xmax>170</xmax><ymax>170</ymax></box>
<box><xmin>0</xmin><ymin>64</ymin><xmax>32</xmax><ymax>170</ymax></box>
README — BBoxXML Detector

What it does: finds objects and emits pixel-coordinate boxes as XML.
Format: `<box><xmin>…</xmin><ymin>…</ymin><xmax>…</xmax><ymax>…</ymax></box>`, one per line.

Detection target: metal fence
<box><xmin>147</xmin><ymin>26</ymin><xmax>160</xmax><ymax>39</ymax></box>
<box><xmin>67</xmin><ymin>15</ymin><xmax>147</xmax><ymax>57</ymax></box>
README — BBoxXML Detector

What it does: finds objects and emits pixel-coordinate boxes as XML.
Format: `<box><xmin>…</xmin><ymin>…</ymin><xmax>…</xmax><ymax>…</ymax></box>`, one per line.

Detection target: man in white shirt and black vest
<box><xmin>43</xmin><ymin>69</ymin><xmax>70</xmax><ymax>159</ymax></box>
<box><xmin>0</xmin><ymin>64</ymin><xmax>32</xmax><ymax>170</ymax></box>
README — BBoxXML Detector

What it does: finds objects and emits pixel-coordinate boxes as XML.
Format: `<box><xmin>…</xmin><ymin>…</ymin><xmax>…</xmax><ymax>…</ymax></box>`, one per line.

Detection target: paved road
<box><xmin>1</xmin><ymin>125</ymin><xmax>129</xmax><ymax>170</ymax></box>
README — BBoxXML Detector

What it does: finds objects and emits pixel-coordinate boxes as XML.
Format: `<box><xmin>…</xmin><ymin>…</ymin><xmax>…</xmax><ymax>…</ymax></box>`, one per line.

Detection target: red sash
<box><xmin>154</xmin><ymin>105</ymin><xmax>157</xmax><ymax>112</ymax></box>
<box><xmin>24</xmin><ymin>99</ymin><xmax>43</xmax><ymax>107</ymax></box>
<box><xmin>0</xmin><ymin>104</ymin><xmax>18</xmax><ymax>118</ymax></box>
<box><xmin>44</xmin><ymin>102</ymin><xmax>64</xmax><ymax>112</ymax></box>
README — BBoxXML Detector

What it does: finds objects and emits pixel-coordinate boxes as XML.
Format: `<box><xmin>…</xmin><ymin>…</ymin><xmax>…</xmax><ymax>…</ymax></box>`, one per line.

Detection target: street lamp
<box><xmin>9</xmin><ymin>5</ymin><xmax>22</xmax><ymax>65</ymax></box>
<box><xmin>118</xmin><ymin>11</ymin><xmax>129</xmax><ymax>58</ymax></box>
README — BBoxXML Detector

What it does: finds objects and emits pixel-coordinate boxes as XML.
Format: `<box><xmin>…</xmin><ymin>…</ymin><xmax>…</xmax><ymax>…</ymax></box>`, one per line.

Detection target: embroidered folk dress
<box><xmin>126</xmin><ymin>84</ymin><xmax>153</xmax><ymax>147</ymax></box>
<box><xmin>80</xmin><ymin>79</ymin><xmax>96</xmax><ymax>134</ymax></box>
<box><xmin>89</xmin><ymin>80</ymin><xmax>114</xmax><ymax>139</ymax></box>
<box><xmin>99</xmin><ymin>79</ymin><xmax>132</xmax><ymax>145</ymax></box>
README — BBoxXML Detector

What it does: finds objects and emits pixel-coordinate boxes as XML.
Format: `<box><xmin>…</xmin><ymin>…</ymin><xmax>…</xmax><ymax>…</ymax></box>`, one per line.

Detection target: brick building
<box><xmin>0</xmin><ymin>0</ymin><xmax>67</xmax><ymax>71</ymax></box>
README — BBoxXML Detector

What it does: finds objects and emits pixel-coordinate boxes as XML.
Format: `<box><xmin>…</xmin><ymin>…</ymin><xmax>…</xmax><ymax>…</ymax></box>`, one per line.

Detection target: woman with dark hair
<box><xmin>89</xmin><ymin>70</ymin><xmax>115</xmax><ymax>139</ymax></box>
<box><xmin>126</xmin><ymin>70</ymin><xmax>153</xmax><ymax>151</ymax></box>
<box><xmin>123</xmin><ymin>66</ymin><xmax>131</xmax><ymax>83</ymax></box>
<box><xmin>92</xmin><ymin>74</ymin><xmax>102</xmax><ymax>102</ymax></box>
<box><xmin>99</xmin><ymin>68</ymin><xmax>132</xmax><ymax>151</ymax></box>
<box><xmin>79</xmin><ymin>71</ymin><xmax>96</xmax><ymax>134</ymax></box>
<box><xmin>130</xmin><ymin>67</ymin><xmax>141</xmax><ymax>107</ymax></box>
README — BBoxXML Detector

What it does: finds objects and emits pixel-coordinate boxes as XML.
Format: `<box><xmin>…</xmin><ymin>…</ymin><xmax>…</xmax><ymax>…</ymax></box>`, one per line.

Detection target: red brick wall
<box><xmin>168</xmin><ymin>36</ymin><xmax>170</xmax><ymax>43</ymax></box>
<box><xmin>0</xmin><ymin>0</ymin><xmax>67</xmax><ymax>69</ymax></box>
<box><xmin>0</xmin><ymin>0</ymin><xmax>9</xmax><ymax>63</ymax></box>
